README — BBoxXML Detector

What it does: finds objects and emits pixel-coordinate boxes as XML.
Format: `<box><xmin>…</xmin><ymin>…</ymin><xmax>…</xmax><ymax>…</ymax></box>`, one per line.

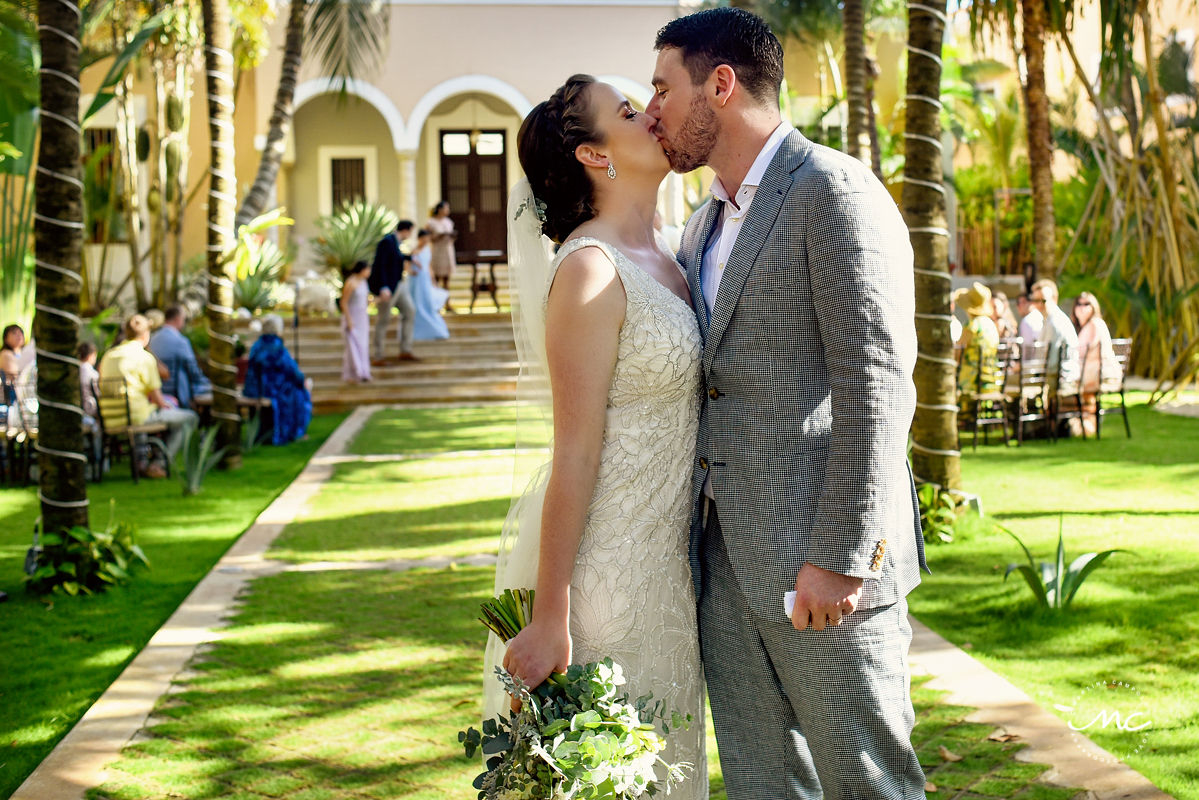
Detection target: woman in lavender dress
<box><xmin>341</xmin><ymin>261</ymin><xmax>372</xmax><ymax>383</ymax></box>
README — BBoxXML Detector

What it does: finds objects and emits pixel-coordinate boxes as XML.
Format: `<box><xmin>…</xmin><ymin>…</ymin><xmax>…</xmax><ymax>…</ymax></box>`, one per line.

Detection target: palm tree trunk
<box><xmin>1139</xmin><ymin>1</ymin><xmax>1184</xmax><ymax>257</ymax></box>
<box><xmin>35</xmin><ymin>0</ymin><xmax>89</xmax><ymax>531</ymax></box>
<box><xmin>235</xmin><ymin>0</ymin><xmax>306</xmax><ymax>229</ymax></box>
<box><xmin>866</xmin><ymin>57</ymin><xmax>883</xmax><ymax>181</ymax></box>
<box><xmin>202</xmin><ymin>0</ymin><xmax>241</xmax><ymax>467</ymax></box>
<box><xmin>843</xmin><ymin>0</ymin><xmax>871</xmax><ymax>165</ymax></box>
<box><xmin>1020</xmin><ymin>0</ymin><xmax>1056</xmax><ymax>277</ymax></box>
<box><xmin>902</xmin><ymin>0</ymin><xmax>960</xmax><ymax>491</ymax></box>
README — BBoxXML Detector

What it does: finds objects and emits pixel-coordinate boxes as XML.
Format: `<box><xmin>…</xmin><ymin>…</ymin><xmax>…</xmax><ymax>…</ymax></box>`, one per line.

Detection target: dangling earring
<box><xmin>606</xmin><ymin>163</ymin><xmax>617</xmax><ymax>180</ymax></box>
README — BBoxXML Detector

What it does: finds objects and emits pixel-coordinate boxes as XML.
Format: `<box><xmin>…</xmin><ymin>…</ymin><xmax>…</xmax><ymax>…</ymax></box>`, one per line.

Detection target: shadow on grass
<box><xmin>268</xmin><ymin>497</ymin><xmax>508</xmax><ymax>562</ymax></box>
<box><xmin>89</xmin><ymin>568</ymin><xmax>497</xmax><ymax>800</ymax></box>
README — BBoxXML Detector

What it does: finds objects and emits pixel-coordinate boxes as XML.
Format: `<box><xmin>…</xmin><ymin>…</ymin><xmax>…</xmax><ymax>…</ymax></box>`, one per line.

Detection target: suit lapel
<box><xmin>687</xmin><ymin>199</ymin><xmax>723</xmax><ymax>340</ymax></box>
<box><xmin>703</xmin><ymin>131</ymin><xmax>810</xmax><ymax>366</ymax></box>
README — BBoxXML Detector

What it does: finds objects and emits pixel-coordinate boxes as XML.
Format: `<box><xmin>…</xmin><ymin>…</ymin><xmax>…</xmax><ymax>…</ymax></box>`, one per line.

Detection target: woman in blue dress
<box><xmin>408</xmin><ymin>229</ymin><xmax>450</xmax><ymax>340</ymax></box>
<box><xmin>243</xmin><ymin>314</ymin><xmax>313</xmax><ymax>444</ymax></box>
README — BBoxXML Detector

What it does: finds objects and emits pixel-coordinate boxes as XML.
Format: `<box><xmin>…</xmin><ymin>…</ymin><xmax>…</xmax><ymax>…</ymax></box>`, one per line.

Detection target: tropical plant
<box><xmin>313</xmin><ymin>199</ymin><xmax>397</xmax><ymax>275</ymax></box>
<box><xmin>0</xmin><ymin>5</ymin><xmax>38</xmax><ymax>335</ymax></box>
<box><xmin>236</xmin><ymin>0</ymin><xmax>390</xmax><ymax>228</ymax></box>
<box><xmin>24</xmin><ymin>512</ymin><xmax>149</xmax><ymax>597</ymax></box>
<box><xmin>232</xmin><ymin>221</ymin><xmax>293</xmax><ymax>312</ymax></box>
<box><xmin>902</xmin><ymin>0</ymin><xmax>959</xmax><ymax>491</ymax></box>
<box><xmin>34</xmin><ymin>0</ymin><xmax>90</xmax><ymax>533</ymax></box>
<box><xmin>917</xmin><ymin>483</ymin><xmax>957</xmax><ymax>544</ymax></box>
<box><xmin>175</xmin><ymin>425</ymin><xmax>228</xmax><ymax>496</ymax></box>
<box><xmin>1001</xmin><ymin>519</ymin><xmax>1126</xmax><ymax>611</ymax></box>
<box><xmin>240</xmin><ymin>411</ymin><xmax>262</xmax><ymax>454</ymax></box>
<box><xmin>202</xmin><ymin>0</ymin><xmax>242</xmax><ymax>468</ymax></box>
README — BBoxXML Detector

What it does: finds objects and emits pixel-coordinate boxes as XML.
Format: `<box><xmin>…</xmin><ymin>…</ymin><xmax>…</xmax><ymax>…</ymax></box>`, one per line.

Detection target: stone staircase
<box><xmin>238</xmin><ymin>265</ymin><xmax>520</xmax><ymax>412</ymax></box>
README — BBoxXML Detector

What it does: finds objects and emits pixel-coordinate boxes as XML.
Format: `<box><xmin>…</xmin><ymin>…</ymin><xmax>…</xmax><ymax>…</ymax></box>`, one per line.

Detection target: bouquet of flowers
<box><xmin>460</xmin><ymin>589</ymin><xmax>692</xmax><ymax>800</ymax></box>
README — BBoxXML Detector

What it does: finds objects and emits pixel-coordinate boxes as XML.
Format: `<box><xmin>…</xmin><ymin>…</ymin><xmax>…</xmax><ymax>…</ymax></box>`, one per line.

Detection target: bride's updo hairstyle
<box><xmin>517</xmin><ymin>74</ymin><xmax>603</xmax><ymax>244</ymax></box>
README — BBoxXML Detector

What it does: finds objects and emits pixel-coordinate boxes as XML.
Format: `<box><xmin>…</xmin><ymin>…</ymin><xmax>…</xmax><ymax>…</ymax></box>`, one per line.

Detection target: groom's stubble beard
<box><xmin>663</xmin><ymin>92</ymin><xmax>719</xmax><ymax>173</ymax></box>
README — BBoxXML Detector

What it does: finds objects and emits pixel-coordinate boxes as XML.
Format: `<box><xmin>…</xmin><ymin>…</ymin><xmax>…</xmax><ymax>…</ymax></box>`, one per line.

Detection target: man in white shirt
<box><xmin>650</xmin><ymin>8</ymin><xmax>926</xmax><ymax>800</ymax></box>
<box><xmin>1017</xmin><ymin>292</ymin><xmax>1044</xmax><ymax>357</ymax></box>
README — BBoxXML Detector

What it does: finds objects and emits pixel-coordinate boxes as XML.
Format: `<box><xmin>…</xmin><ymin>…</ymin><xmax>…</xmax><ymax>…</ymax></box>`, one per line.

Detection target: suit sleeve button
<box><xmin>699</xmin><ymin>458</ymin><xmax>709</xmax><ymax>470</ymax></box>
<box><xmin>708</xmin><ymin>387</ymin><xmax>720</xmax><ymax>399</ymax></box>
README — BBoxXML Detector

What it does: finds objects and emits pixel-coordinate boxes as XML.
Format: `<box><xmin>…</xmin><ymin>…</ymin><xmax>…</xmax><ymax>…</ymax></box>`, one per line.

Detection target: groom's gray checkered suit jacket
<box><xmin>683</xmin><ymin>130</ymin><xmax>927</xmax><ymax>618</ymax></box>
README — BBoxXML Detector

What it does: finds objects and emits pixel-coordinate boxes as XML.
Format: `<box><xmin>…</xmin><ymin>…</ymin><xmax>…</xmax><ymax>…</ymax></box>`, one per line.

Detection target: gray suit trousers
<box><xmin>372</xmin><ymin>281</ymin><xmax>415</xmax><ymax>358</ymax></box>
<box><xmin>700</xmin><ymin>502</ymin><xmax>926</xmax><ymax>800</ymax></box>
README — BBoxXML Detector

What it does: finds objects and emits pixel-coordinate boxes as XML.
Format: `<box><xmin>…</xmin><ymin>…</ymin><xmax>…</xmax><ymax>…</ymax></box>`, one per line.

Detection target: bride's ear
<box><xmin>574</xmin><ymin>143</ymin><xmax>609</xmax><ymax>172</ymax></box>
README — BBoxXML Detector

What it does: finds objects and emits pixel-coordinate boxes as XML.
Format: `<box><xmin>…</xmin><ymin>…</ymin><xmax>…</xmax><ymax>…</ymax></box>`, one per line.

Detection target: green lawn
<box><xmin>910</xmin><ymin>396</ymin><xmax>1199</xmax><ymax>799</ymax></box>
<box><xmin>89</xmin><ymin>405</ymin><xmax>1077</xmax><ymax>800</ymax></box>
<box><xmin>0</xmin><ymin>414</ymin><xmax>345</xmax><ymax>799</ymax></box>
<box><xmin>347</xmin><ymin>406</ymin><xmax>548</xmax><ymax>457</ymax></box>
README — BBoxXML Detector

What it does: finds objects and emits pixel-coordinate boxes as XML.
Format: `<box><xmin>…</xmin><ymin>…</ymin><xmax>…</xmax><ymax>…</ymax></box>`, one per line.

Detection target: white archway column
<box><xmin>398</xmin><ymin>150</ymin><xmax>419</xmax><ymax>221</ymax></box>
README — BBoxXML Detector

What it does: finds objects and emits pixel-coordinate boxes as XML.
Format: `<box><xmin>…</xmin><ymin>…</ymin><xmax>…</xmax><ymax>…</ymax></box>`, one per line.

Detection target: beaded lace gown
<box><xmin>485</xmin><ymin>237</ymin><xmax>707</xmax><ymax>797</ymax></box>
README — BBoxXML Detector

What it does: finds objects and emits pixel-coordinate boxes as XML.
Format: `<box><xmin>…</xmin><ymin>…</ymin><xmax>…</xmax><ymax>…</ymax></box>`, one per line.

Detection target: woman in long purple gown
<box><xmin>341</xmin><ymin>261</ymin><xmax>372</xmax><ymax>383</ymax></box>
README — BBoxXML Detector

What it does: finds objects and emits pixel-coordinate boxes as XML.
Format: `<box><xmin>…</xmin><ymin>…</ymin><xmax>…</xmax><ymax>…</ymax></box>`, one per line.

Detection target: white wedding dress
<box><xmin>485</xmin><ymin>235</ymin><xmax>707</xmax><ymax>798</ymax></box>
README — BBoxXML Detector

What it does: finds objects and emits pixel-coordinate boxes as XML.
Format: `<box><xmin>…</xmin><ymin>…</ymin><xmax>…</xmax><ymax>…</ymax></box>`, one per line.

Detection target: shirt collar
<box><xmin>710</xmin><ymin>121</ymin><xmax>794</xmax><ymax>204</ymax></box>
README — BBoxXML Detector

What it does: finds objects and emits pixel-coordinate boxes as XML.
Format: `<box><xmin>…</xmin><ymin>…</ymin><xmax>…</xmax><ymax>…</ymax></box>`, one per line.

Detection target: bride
<box><xmin>484</xmin><ymin>74</ymin><xmax>706</xmax><ymax>795</ymax></box>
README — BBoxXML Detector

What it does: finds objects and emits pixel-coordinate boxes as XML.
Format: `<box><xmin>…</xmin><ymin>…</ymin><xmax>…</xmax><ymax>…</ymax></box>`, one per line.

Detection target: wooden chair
<box><xmin>1049</xmin><ymin>351</ymin><xmax>1087</xmax><ymax>440</ymax></box>
<box><xmin>960</xmin><ymin>340</ymin><xmax>1012</xmax><ymax>450</ymax></box>
<box><xmin>1008</xmin><ymin>340</ymin><xmax>1052</xmax><ymax>444</ymax></box>
<box><xmin>0</xmin><ymin>372</ymin><xmax>12</xmax><ymax>483</ymax></box>
<box><xmin>5</xmin><ymin>374</ymin><xmax>39</xmax><ymax>485</ymax></box>
<box><xmin>97</xmin><ymin>377</ymin><xmax>171</xmax><ymax>484</ymax></box>
<box><xmin>1096</xmin><ymin>338</ymin><xmax>1132</xmax><ymax>439</ymax></box>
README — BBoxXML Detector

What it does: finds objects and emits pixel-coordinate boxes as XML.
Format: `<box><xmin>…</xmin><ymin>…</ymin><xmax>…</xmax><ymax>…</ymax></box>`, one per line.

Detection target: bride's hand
<box><xmin>501</xmin><ymin>619</ymin><xmax>571</xmax><ymax>708</ymax></box>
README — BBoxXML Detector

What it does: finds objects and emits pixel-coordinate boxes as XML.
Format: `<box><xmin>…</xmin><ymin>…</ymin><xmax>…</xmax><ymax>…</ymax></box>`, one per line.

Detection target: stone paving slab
<box><xmin>909</xmin><ymin>618</ymin><xmax>1172</xmax><ymax>800</ymax></box>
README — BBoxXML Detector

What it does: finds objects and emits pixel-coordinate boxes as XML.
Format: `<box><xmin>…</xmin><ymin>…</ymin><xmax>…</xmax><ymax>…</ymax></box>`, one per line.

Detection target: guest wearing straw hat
<box><xmin>954</xmin><ymin>282</ymin><xmax>1001</xmax><ymax>420</ymax></box>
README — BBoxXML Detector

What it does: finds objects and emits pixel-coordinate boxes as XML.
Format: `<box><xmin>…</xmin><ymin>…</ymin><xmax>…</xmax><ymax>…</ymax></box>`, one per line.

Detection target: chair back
<box><xmin>10</xmin><ymin>374</ymin><xmax>38</xmax><ymax>435</ymax></box>
<box><xmin>1020</xmin><ymin>341</ymin><xmax>1051</xmax><ymax>397</ymax></box>
<box><xmin>1107</xmin><ymin>338</ymin><xmax>1132</xmax><ymax>389</ymax></box>
<box><xmin>97</xmin><ymin>376</ymin><xmax>135</xmax><ymax>431</ymax></box>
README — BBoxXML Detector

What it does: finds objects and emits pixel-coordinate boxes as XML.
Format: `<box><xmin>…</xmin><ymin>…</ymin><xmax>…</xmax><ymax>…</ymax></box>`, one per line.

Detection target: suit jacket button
<box><xmin>699</xmin><ymin>458</ymin><xmax>709</xmax><ymax>470</ymax></box>
<box><xmin>708</xmin><ymin>387</ymin><xmax>720</xmax><ymax>399</ymax></box>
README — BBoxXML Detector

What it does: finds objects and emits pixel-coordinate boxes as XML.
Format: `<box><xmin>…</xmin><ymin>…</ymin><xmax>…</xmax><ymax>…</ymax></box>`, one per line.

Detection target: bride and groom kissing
<box><xmin>485</xmin><ymin>7</ymin><xmax>929</xmax><ymax>799</ymax></box>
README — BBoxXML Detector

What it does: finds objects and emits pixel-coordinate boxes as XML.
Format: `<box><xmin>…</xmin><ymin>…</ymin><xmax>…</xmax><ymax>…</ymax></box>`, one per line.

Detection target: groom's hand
<box><xmin>791</xmin><ymin>564</ymin><xmax>863</xmax><ymax>632</ymax></box>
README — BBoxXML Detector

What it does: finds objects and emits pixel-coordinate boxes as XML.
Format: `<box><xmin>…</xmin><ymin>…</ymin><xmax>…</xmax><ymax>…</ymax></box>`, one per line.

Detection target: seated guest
<box><xmin>99</xmin><ymin>314</ymin><xmax>198</xmax><ymax>478</ymax></box>
<box><xmin>1030</xmin><ymin>279</ymin><xmax>1080</xmax><ymax>393</ymax></box>
<box><xmin>1073</xmin><ymin>291</ymin><xmax>1123</xmax><ymax>435</ymax></box>
<box><xmin>2</xmin><ymin>324</ymin><xmax>26</xmax><ymax>397</ymax></box>
<box><xmin>954</xmin><ymin>283</ymin><xmax>1001</xmax><ymax>422</ymax></box>
<box><xmin>991</xmin><ymin>291</ymin><xmax>1019</xmax><ymax>340</ymax></box>
<box><xmin>243</xmin><ymin>314</ymin><xmax>312</xmax><ymax>445</ymax></box>
<box><xmin>149</xmin><ymin>305</ymin><xmax>211</xmax><ymax>407</ymax></box>
<box><xmin>1016</xmin><ymin>293</ymin><xmax>1044</xmax><ymax>360</ymax></box>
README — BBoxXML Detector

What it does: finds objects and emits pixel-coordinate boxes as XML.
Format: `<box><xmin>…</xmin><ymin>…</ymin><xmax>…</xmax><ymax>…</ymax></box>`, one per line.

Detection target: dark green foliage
<box><xmin>918</xmin><ymin>483</ymin><xmax>958</xmax><ymax>545</ymax></box>
<box><xmin>1001</xmin><ymin>518</ymin><xmax>1127</xmax><ymax>611</ymax></box>
<box><xmin>175</xmin><ymin>425</ymin><xmax>227</xmax><ymax>496</ymax></box>
<box><xmin>24</xmin><ymin>514</ymin><xmax>149</xmax><ymax>596</ymax></box>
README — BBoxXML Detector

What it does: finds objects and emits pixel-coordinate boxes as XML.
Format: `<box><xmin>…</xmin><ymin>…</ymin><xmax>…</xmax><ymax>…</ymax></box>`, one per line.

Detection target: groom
<box><xmin>648</xmin><ymin>8</ymin><xmax>928</xmax><ymax>800</ymax></box>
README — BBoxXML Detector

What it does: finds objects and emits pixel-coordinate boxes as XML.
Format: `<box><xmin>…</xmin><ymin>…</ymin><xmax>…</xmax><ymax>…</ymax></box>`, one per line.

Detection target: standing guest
<box><xmin>368</xmin><ymin>219</ymin><xmax>419</xmax><ymax>364</ymax></box>
<box><xmin>426</xmin><ymin>200</ymin><xmax>458</xmax><ymax>312</ymax></box>
<box><xmin>1</xmin><ymin>324</ymin><xmax>25</xmax><ymax>391</ymax></box>
<box><xmin>149</xmin><ymin>305</ymin><xmax>211</xmax><ymax>408</ymax></box>
<box><xmin>1030</xmin><ymin>278</ymin><xmax>1080</xmax><ymax>393</ymax></box>
<box><xmin>98</xmin><ymin>314</ymin><xmax>198</xmax><ymax>477</ymax></box>
<box><xmin>1073</xmin><ymin>291</ymin><xmax>1123</xmax><ymax>435</ymax></box>
<box><xmin>408</xmin><ymin>228</ymin><xmax>451</xmax><ymax>341</ymax></box>
<box><xmin>341</xmin><ymin>261</ymin><xmax>372</xmax><ymax>384</ymax></box>
<box><xmin>954</xmin><ymin>283</ymin><xmax>1001</xmax><ymax>422</ymax></box>
<box><xmin>991</xmin><ymin>291</ymin><xmax>1019</xmax><ymax>340</ymax></box>
<box><xmin>243</xmin><ymin>314</ymin><xmax>312</xmax><ymax>444</ymax></box>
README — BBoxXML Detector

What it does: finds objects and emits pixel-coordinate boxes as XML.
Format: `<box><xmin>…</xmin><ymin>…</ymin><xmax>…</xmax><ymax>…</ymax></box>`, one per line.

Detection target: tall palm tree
<box><xmin>968</xmin><ymin>0</ymin><xmax>1058</xmax><ymax>278</ymax></box>
<box><xmin>35</xmin><ymin>0</ymin><xmax>89</xmax><ymax>531</ymax></box>
<box><xmin>202</xmin><ymin>0</ymin><xmax>241</xmax><ymax>467</ymax></box>
<box><xmin>235</xmin><ymin>0</ymin><xmax>388</xmax><ymax>228</ymax></box>
<box><xmin>902</xmin><ymin>0</ymin><xmax>959</xmax><ymax>490</ymax></box>
<box><xmin>843</xmin><ymin>0</ymin><xmax>871</xmax><ymax>166</ymax></box>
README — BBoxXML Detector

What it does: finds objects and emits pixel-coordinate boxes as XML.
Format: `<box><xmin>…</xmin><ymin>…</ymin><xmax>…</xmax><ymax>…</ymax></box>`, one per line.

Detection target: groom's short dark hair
<box><xmin>655</xmin><ymin>8</ymin><xmax>784</xmax><ymax>107</ymax></box>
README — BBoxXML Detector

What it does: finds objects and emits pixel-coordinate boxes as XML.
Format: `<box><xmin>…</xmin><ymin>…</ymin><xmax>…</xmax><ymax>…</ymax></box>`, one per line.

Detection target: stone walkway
<box><xmin>14</xmin><ymin>406</ymin><xmax>1173</xmax><ymax>800</ymax></box>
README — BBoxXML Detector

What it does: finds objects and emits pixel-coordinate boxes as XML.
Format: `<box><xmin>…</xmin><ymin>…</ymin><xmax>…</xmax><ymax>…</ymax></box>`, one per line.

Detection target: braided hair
<box><xmin>517</xmin><ymin>74</ymin><xmax>603</xmax><ymax>244</ymax></box>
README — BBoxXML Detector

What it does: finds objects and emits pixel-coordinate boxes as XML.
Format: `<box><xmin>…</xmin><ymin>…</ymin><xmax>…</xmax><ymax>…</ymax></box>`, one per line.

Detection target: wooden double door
<box><xmin>438</xmin><ymin>129</ymin><xmax>507</xmax><ymax>259</ymax></box>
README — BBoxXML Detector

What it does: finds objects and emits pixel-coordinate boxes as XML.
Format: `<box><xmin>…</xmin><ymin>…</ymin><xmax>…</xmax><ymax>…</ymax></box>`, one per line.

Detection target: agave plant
<box><xmin>312</xmin><ymin>199</ymin><xmax>397</xmax><ymax>275</ymax></box>
<box><xmin>1002</xmin><ymin>518</ymin><xmax>1127</xmax><ymax>611</ymax></box>
<box><xmin>174</xmin><ymin>425</ymin><xmax>227</xmax><ymax>496</ymax></box>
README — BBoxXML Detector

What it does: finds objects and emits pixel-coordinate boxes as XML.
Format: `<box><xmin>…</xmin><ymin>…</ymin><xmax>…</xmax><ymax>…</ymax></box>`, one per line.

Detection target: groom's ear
<box><xmin>710</xmin><ymin>64</ymin><xmax>738</xmax><ymax>108</ymax></box>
